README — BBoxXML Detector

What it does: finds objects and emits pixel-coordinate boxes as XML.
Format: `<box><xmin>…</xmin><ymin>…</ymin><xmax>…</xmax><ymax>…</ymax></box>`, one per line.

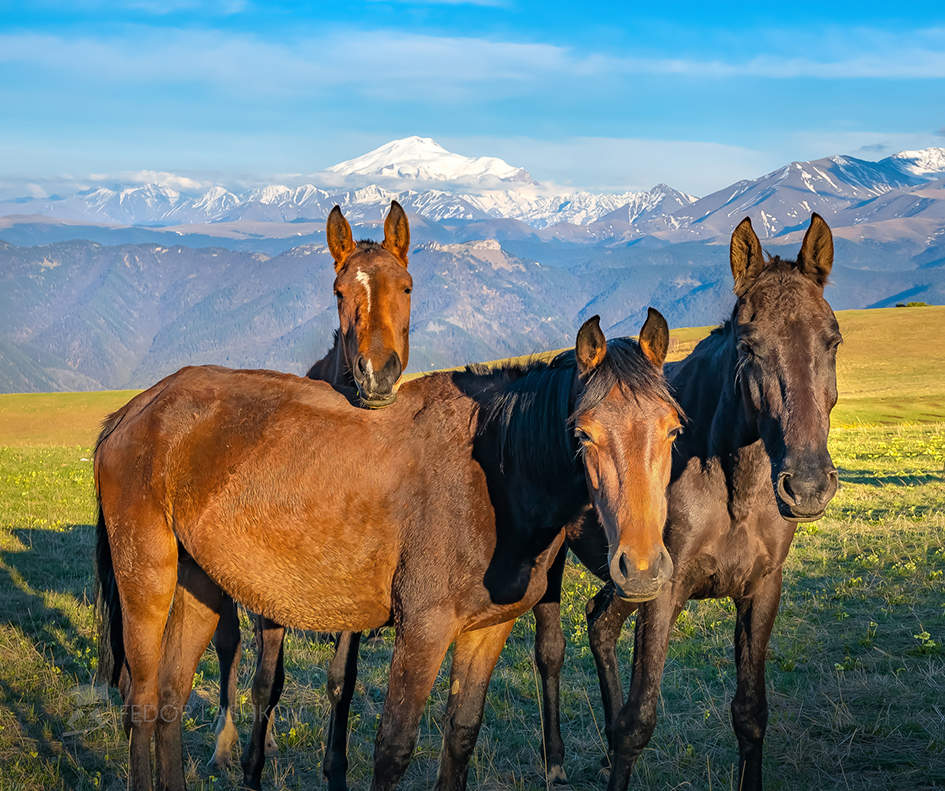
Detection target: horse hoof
<box><xmin>547</xmin><ymin>764</ymin><xmax>569</xmax><ymax>784</ymax></box>
<box><xmin>210</xmin><ymin>714</ymin><xmax>240</xmax><ymax>768</ymax></box>
<box><xmin>209</xmin><ymin>749</ymin><xmax>230</xmax><ymax>769</ymax></box>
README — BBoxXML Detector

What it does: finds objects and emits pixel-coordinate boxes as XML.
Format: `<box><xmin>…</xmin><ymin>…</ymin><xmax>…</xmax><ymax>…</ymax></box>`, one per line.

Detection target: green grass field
<box><xmin>0</xmin><ymin>306</ymin><xmax>943</xmax><ymax>790</ymax></box>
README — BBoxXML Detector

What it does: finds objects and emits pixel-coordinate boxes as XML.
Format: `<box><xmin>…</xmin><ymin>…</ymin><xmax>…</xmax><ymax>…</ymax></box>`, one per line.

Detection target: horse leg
<box><xmin>241</xmin><ymin>615</ymin><xmax>286</xmax><ymax>791</ymax></box>
<box><xmin>323</xmin><ymin>631</ymin><xmax>363</xmax><ymax>791</ymax></box>
<box><xmin>154</xmin><ymin>556</ymin><xmax>225</xmax><ymax>791</ymax></box>
<box><xmin>434</xmin><ymin>620</ymin><xmax>515</xmax><ymax>791</ymax></box>
<box><xmin>586</xmin><ymin>581</ymin><xmax>638</xmax><ymax>754</ymax></box>
<box><xmin>112</xmin><ymin>520</ymin><xmax>178</xmax><ymax>791</ymax></box>
<box><xmin>731</xmin><ymin>570</ymin><xmax>782</xmax><ymax>791</ymax></box>
<box><xmin>371</xmin><ymin>620</ymin><xmax>453</xmax><ymax>791</ymax></box>
<box><xmin>209</xmin><ymin>596</ymin><xmax>242</xmax><ymax>768</ymax></box>
<box><xmin>532</xmin><ymin>547</ymin><xmax>568</xmax><ymax>784</ymax></box>
<box><xmin>607</xmin><ymin>591</ymin><xmax>683</xmax><ymax>791</ymax></box>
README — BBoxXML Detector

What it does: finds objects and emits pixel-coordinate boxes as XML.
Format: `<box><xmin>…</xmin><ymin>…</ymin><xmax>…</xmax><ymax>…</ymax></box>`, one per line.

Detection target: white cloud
<box><xmin>2</xmin><ymin>24</ymin><xmax>945</xmax><ymax>105</ymax></box>
<box><xmin>0</xmin><ymin>30</ymin><xmax>572</xmax><ymax>98</ymax></box>
<box><xmin>93</xmin><ymin>170</ymin><xmax>211</xmax><ymax>190</ymax></box>
<box><xmin>436</xmin><ymin>135</ymin><xmax>780</xmax><ymax>195</ymax></box>
<box><xmin>23</xmin><ymin>183</ymin><xmax>49</xmax><ymax>198</ymax></box>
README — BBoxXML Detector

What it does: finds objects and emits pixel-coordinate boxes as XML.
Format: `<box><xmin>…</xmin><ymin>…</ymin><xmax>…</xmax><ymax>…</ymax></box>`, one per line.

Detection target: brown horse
<box><xmin>94</xmin><ymin>311</ymin><xmax>682</xmax><ymax>791</ymax></box>
<box><xmin>530</xmin><ymin>213</ymin><xmax>841</xmax><ymax>790</ymax></box>
<box><xmin>208</xmin><ymin>199</ymin><xmax>412</xmax><ymax>769</ymax></box>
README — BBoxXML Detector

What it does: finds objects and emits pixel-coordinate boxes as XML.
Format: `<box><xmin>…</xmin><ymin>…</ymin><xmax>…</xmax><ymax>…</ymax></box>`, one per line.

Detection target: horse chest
<box><xmin>669</xmin><ymin>458</ymin><xmax>792</xmax><ymax>600</ymax></box>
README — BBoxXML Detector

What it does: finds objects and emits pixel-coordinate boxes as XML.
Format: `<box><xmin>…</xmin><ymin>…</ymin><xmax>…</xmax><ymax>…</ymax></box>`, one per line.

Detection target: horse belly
<box><xmin>177</xmin><ymin>508</ymin><xmax>399</xmax><ymax>633</ymax></box>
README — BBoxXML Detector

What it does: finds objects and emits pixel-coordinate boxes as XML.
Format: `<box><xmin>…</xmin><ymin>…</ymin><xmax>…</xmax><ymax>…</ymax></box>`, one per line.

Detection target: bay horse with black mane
<box><xmin>530</xmin><ymin>213</ymin><xmax>841</xmax><ymax>790</ymax></box>
<box><xmin>207</xmin><ymin>199</ymin><xmax>412</xmax><ymax>773</ymax></box>
<box><xmin>94</xmin><ymin>311</ymin><xmax>682</xmax><ymax>791</ymax></box>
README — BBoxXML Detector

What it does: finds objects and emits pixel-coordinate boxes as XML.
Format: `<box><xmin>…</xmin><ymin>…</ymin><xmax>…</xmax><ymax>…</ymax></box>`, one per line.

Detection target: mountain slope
<box><xmin>3</xmin><ymin>231</ymin><xmax>944</xmax><ymax>392</ymax></box>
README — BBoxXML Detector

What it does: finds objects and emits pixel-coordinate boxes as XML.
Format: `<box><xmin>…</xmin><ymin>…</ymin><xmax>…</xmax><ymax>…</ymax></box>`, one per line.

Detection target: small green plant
<box><xmin>911</xmin><ymin>630</ymin><xmax>940</xmax><ymax>655</ymax></box>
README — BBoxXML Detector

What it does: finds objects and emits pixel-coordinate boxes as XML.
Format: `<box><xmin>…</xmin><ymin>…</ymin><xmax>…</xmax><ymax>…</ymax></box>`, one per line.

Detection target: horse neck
<box><xmin>306</xmin><ymin>330</ymin><xmax>352</xmax><ymax>387</ymax></box>
<box><xmin>474</xmin><ymin>365</ymin><xmax>587</xmax><ymax>535</ymax></box>
<box><xmin>669</xmin><ymin>323</ymin><xmax>758</xmax><ymax>460</ymax></box>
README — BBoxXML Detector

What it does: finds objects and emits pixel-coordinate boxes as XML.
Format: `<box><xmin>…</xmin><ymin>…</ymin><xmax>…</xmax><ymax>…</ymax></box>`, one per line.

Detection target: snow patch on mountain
<box><xmin>886</xmin><ymin>147</ymin><xmax>945</xmax><ymax>179</ymax></box>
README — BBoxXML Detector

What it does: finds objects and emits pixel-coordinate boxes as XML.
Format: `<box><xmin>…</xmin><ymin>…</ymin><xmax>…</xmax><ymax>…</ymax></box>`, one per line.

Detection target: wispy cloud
<box><xmin>0</xmin><ymin>30</ymin><xmax>572</xmax><ymax>99</ymax></box>
<box><xmin>89</xmin><ymin>170</ymin><xmax>211</xmax><ymax>190</ymax></box>
<box><xmin>2</xmin><ymin>25</ymin><xmax>945</xmax><ymax>104</ymax></box>
<box><xmin>16</xmin><ymin>0</ymin><xmax>249</xmax><ymax>14</ymax></box>
<box><xmin>365</xmin><ymin>0</ymin><xmax>506</xmax><ymax>6</ymax></box>
<box><xmin>438</xmin><ymin>136</ymin><xmax>780</xmax><ymax>194</ymax></box>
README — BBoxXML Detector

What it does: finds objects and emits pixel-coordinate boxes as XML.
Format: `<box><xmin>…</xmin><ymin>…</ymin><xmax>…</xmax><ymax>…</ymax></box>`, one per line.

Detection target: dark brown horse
<box><xmin>208</xmin><ymin>199</ymin><xmax>412</xmax><ymax>769</ymax></box>
<box><xmin>531</xmin><ymin>213</ymin><xmax>841</xmax><ymax>790</ymax></box>
<box><xmin>94</xmin><ymin>312</ymin><xmax>682</xmax><ymax>791</ymax></box>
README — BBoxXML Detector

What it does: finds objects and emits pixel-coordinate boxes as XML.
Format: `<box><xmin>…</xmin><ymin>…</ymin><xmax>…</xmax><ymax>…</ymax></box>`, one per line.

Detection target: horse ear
<box><xmin>382</xmin><ymin>200</ymin><xmax>410</xmax><ymax>267</ymax></box>
<box><xmin>638</xmin><ymin>307</ymin><xmax>669</xmax><ymax>370</ymax></box>
<box><xmin>730</xmin><ymin>217</ymin><xmax>765</xmax><ymax>296</ymax></box>
<box><xmin>327</xmin><ymin>205</ymin><xmax>356</xmax><ymax>272</ymax></box>
<box><xmin>797</xmin><ymin>212</ymin><xmax>833</xmax><ymax>288</ymax></box>
<box><xmin>576</xmin><ymin>315</ymin><xmax>607</xmax><ymax>377</ymax></box>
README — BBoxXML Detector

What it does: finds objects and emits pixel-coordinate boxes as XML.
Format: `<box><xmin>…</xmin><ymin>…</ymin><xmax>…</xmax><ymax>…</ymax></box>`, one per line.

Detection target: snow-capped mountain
<box><xmin>326</xmin><ymin>136</ymin><xmax>535</xmax><ymax>187</ymax></box>
<box><xmin>625</xmin><ymin>148</ymin><xmax>945</xmax><ymax>242</ymax></box>
<box><xmin>0</xmin><ymin>137</ymin><xmax>695</xmax><ymax>229</ymax></box>
<box><xmin>2</xmin><ymin>139</ymin><xmax>945</xmax><ymax>242</ymax></box>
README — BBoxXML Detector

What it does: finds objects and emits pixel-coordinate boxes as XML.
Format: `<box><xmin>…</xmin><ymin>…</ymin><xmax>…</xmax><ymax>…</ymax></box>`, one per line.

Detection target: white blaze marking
<box><xmin>355</xmin><ymin>269</ymin><xmax>372</xmax><ymax>313</ymax></box>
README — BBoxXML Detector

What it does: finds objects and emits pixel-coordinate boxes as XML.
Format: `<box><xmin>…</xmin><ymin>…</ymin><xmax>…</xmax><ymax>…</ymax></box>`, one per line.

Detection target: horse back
<box><xmin>96</xmin><ymin>365</ymin><xmax>421</xmax><ymax>631</ymax></box>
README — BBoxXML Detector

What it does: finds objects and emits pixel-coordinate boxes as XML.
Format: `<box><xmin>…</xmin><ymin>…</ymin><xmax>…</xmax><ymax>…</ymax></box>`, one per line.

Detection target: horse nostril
<box><xmin>618</xmin><ymin>551</ymin><xmax>630</xmax><ymax>581</ymax></box>
<box><xmin>380</xmin><ymin>353</ymin><xmax>402</xmax><ymax>387</ymax></box>
<box><xmin>354</xmin><ymin>355</ymin><xmax>369</xmax><ymax>379</ymax></box>
<box><xmin>778</xmin><ymin>472</ymin><xmax>796</xmax><ymax>504</ymax></box>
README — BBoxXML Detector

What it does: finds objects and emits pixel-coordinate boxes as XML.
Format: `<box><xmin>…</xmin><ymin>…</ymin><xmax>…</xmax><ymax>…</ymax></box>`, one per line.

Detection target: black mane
<box><xmin>457</xmin><ymin>337</ymin><xmax>681</xmax><ymax>479</ymax></box>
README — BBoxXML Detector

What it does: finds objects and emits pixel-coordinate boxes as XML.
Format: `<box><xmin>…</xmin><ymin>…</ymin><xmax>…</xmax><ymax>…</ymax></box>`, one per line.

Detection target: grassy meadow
<box><xmin>0</xmin><ymin>306</ymin><xmax>943</xmax><ymax>790</ymax></box>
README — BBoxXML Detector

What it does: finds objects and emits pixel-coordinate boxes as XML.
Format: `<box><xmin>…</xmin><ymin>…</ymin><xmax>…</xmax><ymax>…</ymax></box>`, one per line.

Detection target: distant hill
<box><xmin>2</xmin><ymin>306</ymin><xmax>942</xmax><ymax>446</ymax></box>
<box><xmin>2</xmin><ymin>231</ymin><xmax>944</xmax><ymax>392</ymax></box>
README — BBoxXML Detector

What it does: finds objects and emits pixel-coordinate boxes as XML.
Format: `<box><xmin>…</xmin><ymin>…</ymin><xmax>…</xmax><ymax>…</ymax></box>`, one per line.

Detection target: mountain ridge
<box><xmin>3</xmin><ymin>138</ymin><xmax>945</xmax><ymax>392</ymax></box>
<box><xmin>3</xmin><ymin>138</ymin><xmax>943</xmax><ymax>239</ymax></box>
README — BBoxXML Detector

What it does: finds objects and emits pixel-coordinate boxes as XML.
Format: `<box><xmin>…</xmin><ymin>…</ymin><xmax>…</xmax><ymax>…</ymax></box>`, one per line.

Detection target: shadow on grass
<box><xmin>1</xmin><ymin>525</ymin><xmax>96</xmax><ymax>672</ymax></box>
<box><xmin>0</xmin><ymin>524</ymin><xmax>118</xmax><ymax>789</ymax></box>
<box><xmin>838</xmin><ymin>467</ymin><xmax>943</xmax><ymax>487</ymax></box>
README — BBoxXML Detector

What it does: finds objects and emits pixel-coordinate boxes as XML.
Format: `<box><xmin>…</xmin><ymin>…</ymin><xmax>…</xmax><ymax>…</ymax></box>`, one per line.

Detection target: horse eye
<box><xmin>334</xmin><ymin>290</ymin><xmax>343</xmax><ymax>300</ymax></box>
<box><xmin>574</xmin><ymin>429</ymin><xmax>591</xmax><ymax>444</ymax></box>
<box><xmin>668</xmin><ymin>426</ymin><xmax>683</xmax><ymax>440</ymax></box>
<box><xmin>404</xmin><ymin>287</ymin><xmax>412</xmax><ymax>295</ymax></box>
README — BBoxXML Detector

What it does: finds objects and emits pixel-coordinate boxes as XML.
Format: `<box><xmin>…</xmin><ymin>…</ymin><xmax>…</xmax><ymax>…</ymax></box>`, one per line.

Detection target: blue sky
<box><xmin>1</xmin><ymin>1</ymin><xmax>944</xmax><ymax>195</ymax></box>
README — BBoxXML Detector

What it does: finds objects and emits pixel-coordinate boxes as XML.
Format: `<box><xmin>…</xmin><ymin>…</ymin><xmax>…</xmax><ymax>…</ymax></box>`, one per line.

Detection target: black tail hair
<box><xmin>94</xmin><ymin>500</ymin><xmax>125</xmax><ymax>687</ymax></box>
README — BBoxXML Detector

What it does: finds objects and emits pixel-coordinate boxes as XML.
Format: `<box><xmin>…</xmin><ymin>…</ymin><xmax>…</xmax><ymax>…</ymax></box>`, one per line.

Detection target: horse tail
<box><xmin>94</xmin><ymin>498</ymin><xmax>124</xmax><ymax>687</ymax></box>
<box><xmin>93</xmin><ymin>403</ymin><xmax>134</xmax><ymax>688</ymax></box>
